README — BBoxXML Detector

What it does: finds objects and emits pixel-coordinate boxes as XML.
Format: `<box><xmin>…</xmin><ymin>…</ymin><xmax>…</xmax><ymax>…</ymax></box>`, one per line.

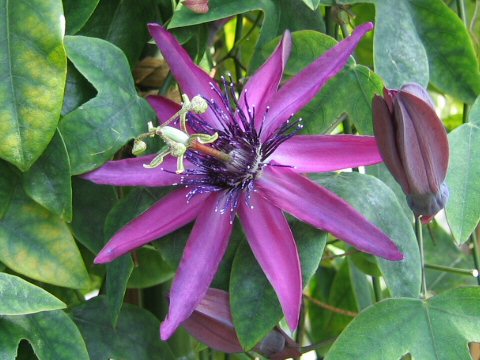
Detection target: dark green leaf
<box><xmin>230</xmin><ymin>220</ymin><xmax>326</xmax><ymax>350</ymax></box>
<box><xmin>79</xmin><ymin>0</ymin><xmax>158</xmax><ymax>66</ymax></box>
<box><xmin>0</xmin><ymin>187</ymin><xmax>90</xmax><ymax>288</ymax></box>
<box><xmin>70</xmin><ymin>296</ymin><xmax>175</xmax><ymax>360</ymax></box>
<box><xmin>0</xmin><ymin>273</ymin><xmax>65</xmax><ymax>315</ymax></box>
<box><xmin>325</xmin><ymin>287</ymin><xmax>480</xmax><ymax>359</ymax></box>
<box><xmin>61</xmin><ymin>61</ymin><xmax>97</xmax><ymax>116</ymax></box>
<box><xmin>407</xmin><ymin>0</ymin><xmax>480</xmax><ymax>104</ymax></box>
<box><xmin>446</xmin><ymin>98</ymin><xmax>480</xmax><ymax>244</ymax></box>
<box><xmin>0</xmin><ymin>0</ymin><xmax>66</xmax><ymax>171</ymax></box>
<box><xmin>22</xmin><ymin>131</ymin><xmax>72</xmax><ymax>221</ymax></box>
<box><xmin>127</xmin><ymin>247</ymin><xmax>174</xmax><ymax>289</ymax></box>
<box><xmin>311</xmin><ymin>172</ymin><xmax>421</xmax><ymax>298</ymax></box>
<box><xmin>0</xmin><ymin>160</ymin><xmax>17</xmax><ymax>219</ymax></box>
<box><xmin>71</xmin><ymin>177</ymin><xmax>117</xmax><ymax>254</ymax></box>
<box><xmin>60</xmin><ymin>35</ymin><xmax>156</xmax><ymax>175</ymax></box>
<box><xmin>0</xmin><ymin>310</ymin><xmax>89</xmax><ymax>360</ymax></box>
<box><xmin>63</xmin><ymin>0</ymin><xmax>100</xmax><ymax>34</ymax></box>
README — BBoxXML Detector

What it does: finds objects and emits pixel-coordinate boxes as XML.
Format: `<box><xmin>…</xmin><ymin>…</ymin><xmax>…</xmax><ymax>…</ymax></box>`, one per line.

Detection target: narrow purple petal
<box><xmin>182</xmin><ymin>288</ymin><xmax>243</xmax><ymax>353</ymax></box>
<box><xmin>160</xmin><ymin>192</ymin><xmax>233</xmax><ymax>340</ymax></box>
<box><xmin>256</xmin><ymin>166</ymin><xmax>403</xmax><ymax>261</ymax></box>
<box><xmin>81</xmin><ymin>156</ymin><xmax>183</xmax><ymax>187</ymax></box>
<box><xmin>94</xmin><ymin>189</ymin><xmax>207</xmax><ymax>263</ymax></box>
<box><xmin>147</xmin><ymin>95</ymin><xmax>182</xmax><ymax>123</ymax></box>
<box><xmin>261</xmin><ymin>23</ymin><xmax>374</xmax><ymax>139</ymax></box>
<box><xmin>395</xmin><ymin>92</ymin><xmax>449</xmax><ymax>194</ymax></box>
<box><xmin>373</xmin><ymin>95</ymin><xmax>411</xmax><ymax>192</ymax></box>
<box><xmin>269</xmin><ymin>135</ymin><xmax>383</xmax><ymax>173</ymax></box>
<box><xmin>148</xmin><ymin>24</ymin><xmax>225</xmax><ymax>128</ymax></box>
<box><xmin>238</xmin><ymin>31</ymin><xmax>291</xmax><ymax>129</ymax></box>
<box><xmin>238</xmin><ymin>192</ymin><xmax>302</xmax><ymax>330</ymax></box>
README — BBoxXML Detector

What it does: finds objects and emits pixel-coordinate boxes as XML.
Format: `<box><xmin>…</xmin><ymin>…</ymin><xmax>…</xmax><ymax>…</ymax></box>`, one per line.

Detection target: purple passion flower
<box><xmin>83</xmin><ymin>22</ymin><xmax>403</xmax><ymax>340</ymax></box>
<box><xmin>373</xmin><ymin>83</ymin><xmax>450</xmax><ymax>223</ymax></box>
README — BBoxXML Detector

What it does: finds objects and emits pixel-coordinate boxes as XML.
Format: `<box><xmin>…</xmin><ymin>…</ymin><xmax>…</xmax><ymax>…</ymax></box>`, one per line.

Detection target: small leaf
<box><xmin>446</xmin><ymin>98</ymin><xmax>480</xmax><ymax>244</ymax></box>
<box><xmin>312</xmin><ymin>172</ymin><xmax>421</xmax><ymax>298</ymax></box>
<box><xmin>70</xmin><ymin>296</ymin><xmax>175</xmax><ymax>360</ymax></box>
<box><xmin>302</xmin><ymin>0</ymin><xmax>321</xmax><ymax>10</ymax></box>
<box><xmin>0</xmin><ymin>0</ymin><xmax>67</xmax><ymax>171</ymax></box>
<box><xmin>0</xmin><ymin>187</ymin><xmax>90</xmax><ymax>288</ymax></box>
<box><xmin>60</xmin><ymin>36</ymin><xmax>156</xmax><ymax>175</ymax></box>
<box><xmin>22</xmin><ymin>131</ymin><xmax>72</xmax><ymax>221</ymax></box>
<box><xmin>325</xmin><ymin>287</ymin><xmax>480</xmax><ymax>359</ymax></box>
<box><xmin>63</xmin><ymin>0</ymin><xmax>100</xmax><ymax>34</ymax></box>
<box><xmin>0</xmin><ymin>310</ymin><xmax>89</xmax><ymax>360</ymax></box>
<box><xmin>0</xmin><ymin>273</ymin><xmax>65</xmax><ymax>315</ymax></box>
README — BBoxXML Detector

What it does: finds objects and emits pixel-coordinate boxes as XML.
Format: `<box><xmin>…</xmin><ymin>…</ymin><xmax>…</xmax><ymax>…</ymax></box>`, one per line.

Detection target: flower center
<box><xmin>181</xmin><ymin>76</ymin><xmax>302</xmax><ymax>213</ymax></box>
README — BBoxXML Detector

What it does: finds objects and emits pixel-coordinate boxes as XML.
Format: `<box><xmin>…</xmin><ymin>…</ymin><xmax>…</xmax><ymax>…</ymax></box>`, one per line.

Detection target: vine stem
<box><xmin>456</xmin><ymin>0</ymin><xmax>467</xmax><ymax>23</ymax></box>
<box><xmin>471</xmin><ymin>230</ymin><xmax>480</xmax><ymax>285</ymax></box>
<box><xmin>303</xmin><ymin>294</ymin><xmax>358</xmax><ymax>317</ymax></box>
<box><xmin>425</xmin><ymin>263</ymin><xmax>479</xmax><ymax>277</ymax></box>
<box><xmin>415</xmin><ymin>217</ymin><xmax>427</xmax><ymax>299</ymax></box>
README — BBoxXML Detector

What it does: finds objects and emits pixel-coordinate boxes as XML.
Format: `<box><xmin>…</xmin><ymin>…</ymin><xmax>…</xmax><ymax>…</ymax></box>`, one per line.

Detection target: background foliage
<box><xmin>1</xmin><ymin>0</ymin><xmax>479</xmax><ymax>359</ymax></box>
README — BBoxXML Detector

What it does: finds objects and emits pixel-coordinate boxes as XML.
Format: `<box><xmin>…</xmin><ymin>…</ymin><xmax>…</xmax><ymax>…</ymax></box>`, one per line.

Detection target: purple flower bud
<box><xmin>373</xmin><ymin>83</ymin><xmax>450</xmax><ymax>223</ymax></box>
<box><xmin>182</xmin><ymin>288</ymin><xmax>302</xmax><ymax>358</ymax></box>
<box><xmin>182</xmin><ymin>0</ymin><xmax>209</xmax><ymax>14</ymax></box>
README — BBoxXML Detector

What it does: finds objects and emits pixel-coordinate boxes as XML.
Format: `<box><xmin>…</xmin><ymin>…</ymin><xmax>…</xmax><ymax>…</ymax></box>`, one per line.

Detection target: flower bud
<box><xmin>189</xmin><ymin>95</ymin><xmax>209</xmax><ymax>114</ymax></box>
<box><xmin>182</xmin><ymin>288</ymin><xmax>302</xmax><ymax>358</ymax></box>
<box><xmin>132</xmin><ymin>139</ymin><xmax>147</xmax><ymax>156</ymax></box>
<box><xmin>373</xmin><ymin>83</ymin><xmax>450</xmax><ymax>223</ymax></box>
<box><xmin>182</xmin><ymin>0</ymin><xmax>209</xmax><ymax>14</ymax></box>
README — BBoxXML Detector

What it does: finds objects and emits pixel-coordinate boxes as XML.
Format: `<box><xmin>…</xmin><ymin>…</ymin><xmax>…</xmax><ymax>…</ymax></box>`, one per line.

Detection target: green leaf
<box><xmin>302</xmin><ymin>0</ymin><xmax>321</xmax><ymax>10</ymax></box>
<box><xmin>325</xmin><ymin>287</ymin><xmax>480</xmax><ymax>359</ymax></box>
<box><xmin>22</xmin><ymin>131</ymin><xmax>72</xmax><ymax>221</ymax></box>
<box><xmin>446</xmin><ymin>98</ymin><xmax>480</xmax><ymax>244</ymax></box>
<box><xmin>230</xmin><ymin>221</ymin><xmax>326</xmax><ymax>350</ymax></box>
<box><xmin>60</xmin><ymin>35</ymin><xmax>156</xmax><ymax>175</ymax></box>
<box><xmin>63</xmin><ymin>0</ymin><xmax>100</xmax><ymax>34</ymax></box>
<box><xmin>258</xmin><ymin>31</ymin><xmax>383</xmax><ymax>135</ymax></box>
<box><xmin>79</xmin><ymin>0</ymin><xmax>158</xmax><ymax>66</ymax></box>
<box><xmin>309</xmin><ymin>260</ymin><xmax>369</xmax><ymax>345</ymax></box>
<box><xmin>373</xmin><ymin>0</ymin><xmax>429</xmax><ymax>89</ymax></box>
<box><xmin>170</xmin><ymin>0</ymin><xmax>325</xmax><ymax>70</ymax></box>
<box><xmin>0</xmin><ymin>310</ymin><xmax>89</xmax><ymax>360</ymax></box>
<box><xmin>128</xmin><ymin>247</ymin><xmax>174</xmax><ymax>289</ymax></box>
<box><xmin>424</xmin><ymin>222</ymin><xmax>477</xmax><ymax>293</ymax></box>
<box><xmin>311</xmin><ymin>172</ymin><xmax>421</xmax><ymax>298</ymax></box>
<box><xmin>61</xmin><ymin>62</ymin><xmax>97</xmax><ymax>116</ymax></box>
<box><xmin>0</xmin><ymin>0</ymin><xmax>67</xmax><ymax>171</ymax></box>
<box><xmin>70</xmin><ymin>296</ymin><xmax>175</xmax><ymax>360</ymax></box>
<box><xmin>0</xmin><ymin>273</ymin><xmax>65</xmax><ymax>315</ymax></box>
<box><xmin>0</xmin><ymin>187</ymin><xmax>90</xmax><ymax>288</ymax></box>
<box><xmin>71</xmin><ymin>177</ymin><xmax>118</xmax><ymax>254</ymax></box>
<box><xmin>0</xmin><ymin>160</ymin><xmax>17</xmax><ymax>219</ymax></box>
<box><xmin>407</xmin><ymin>0</ymin><xmax>480</xmax><ymax>104</ymax></box>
